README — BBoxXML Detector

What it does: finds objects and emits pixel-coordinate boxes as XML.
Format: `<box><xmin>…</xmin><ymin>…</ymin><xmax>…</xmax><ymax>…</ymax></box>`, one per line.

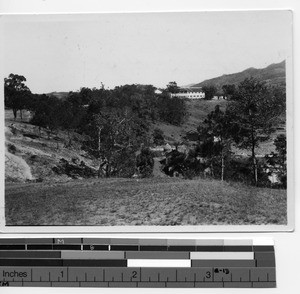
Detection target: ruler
<box><xmin>0</xmin><ymin>238</ymin><xmax>276</xmax><ymax>288</ymax></box>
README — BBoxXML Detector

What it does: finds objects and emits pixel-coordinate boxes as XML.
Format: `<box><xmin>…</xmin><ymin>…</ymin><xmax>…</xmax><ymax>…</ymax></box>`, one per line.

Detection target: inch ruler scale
<box><xmin>0</xmin><ymin>238</ymin><xmax>276</xmax><ymax>288</ymax></box>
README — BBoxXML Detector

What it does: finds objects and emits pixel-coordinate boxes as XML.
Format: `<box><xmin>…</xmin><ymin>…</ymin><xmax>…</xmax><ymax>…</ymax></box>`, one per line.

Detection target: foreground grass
<box><xmin>5</xmin><ymin>177</ymin><xmax>287</xmax><ymax>226</ymax></box>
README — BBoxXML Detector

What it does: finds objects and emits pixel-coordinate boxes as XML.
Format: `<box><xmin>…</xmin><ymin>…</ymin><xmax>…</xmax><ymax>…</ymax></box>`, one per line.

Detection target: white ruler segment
<box><xmin>190</xmin><ymin>252</ymin><xmax>254</xmax><ymax>260</ymax></box>
<box><xmin>127</xmin><ymin>259</ymin><xmax>191</xmax><ymax>268</ymax></box>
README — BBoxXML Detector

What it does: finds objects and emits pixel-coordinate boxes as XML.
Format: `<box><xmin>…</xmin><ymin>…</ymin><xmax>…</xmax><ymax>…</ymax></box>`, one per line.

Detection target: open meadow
<box><xmin>5</xmin><ymin>177</ymin><xmax>287</xmax><ymax>226</ymax></box>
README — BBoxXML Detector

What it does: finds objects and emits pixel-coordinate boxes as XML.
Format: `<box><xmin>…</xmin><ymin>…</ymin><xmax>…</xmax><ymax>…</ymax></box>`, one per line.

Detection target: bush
<box><xmin>7</xmin><ymin>143</ymin><xmax>17</xmax><ymax>154</ymax></box>
<box><xmin>152</xmin><ymin>128</ymin><xmax>165</xmax><ymax>145</ymax></box>
<box><xmin>136</xmin><ymin>148</ymin><xmax>154</xmax><ymax>178</ymax></box>
<box><xmin>161</xmin><ymin>150</ymin><xmax>202</xmax><ymax>179</ymax></box>
<box><xmin>157</xmin><ymin>95</ymin><xmax>187</xmax><ymax>126</ymax></box>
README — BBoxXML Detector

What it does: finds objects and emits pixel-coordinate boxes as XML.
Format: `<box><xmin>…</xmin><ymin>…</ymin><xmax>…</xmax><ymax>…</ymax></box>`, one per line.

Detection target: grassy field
<box><xmin>5</xmin><ymin>177</ymin><xmax>287</xmax><ymax>226</ymax></box>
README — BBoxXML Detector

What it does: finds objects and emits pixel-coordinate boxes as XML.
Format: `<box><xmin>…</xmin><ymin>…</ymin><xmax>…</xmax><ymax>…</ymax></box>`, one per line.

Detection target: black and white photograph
<box><xmin>1</xmin><ymin>11</ymin><xmax>293</xmax><ymax>229</ymax></box>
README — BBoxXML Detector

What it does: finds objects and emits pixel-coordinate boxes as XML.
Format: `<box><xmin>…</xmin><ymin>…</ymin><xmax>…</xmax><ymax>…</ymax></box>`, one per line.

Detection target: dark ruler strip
<box><xmin>52</xmin><ymin>245</ymin><xmax>81</xmax><ymax>250</ymax></box>
<box><xmin>138</xmin><ymin>282</ymin><xmax>166</xmax><ymax>288</ymax></box>
<box><xmin>224</xmin><ymin>246</ymin><xmax>253</xmax><ymax>252</ymax></box>
<box><xmin>110</xmin><ymin>245</ymin><xmax>139</xmax><ymax>251</ymax></box>
<box><xmin>0</xmin><ymin>282</ymin><xmax>23</xmax><ymax>286</ymax></box>
<box><xmin>255</xmin><ymin>252</ymin><xmax>276</xmax><ymax>267</ymax></box>
<box><xmin>0</xmin><ymin>259</ymin><xmax>63</xmax><ymax>266</ymax></box>
<box><xmin>191</xmin><ymin>260</ymin><xmax>256</xmax><ymax>267</ymax></box>
<box><xmin>0</xmin><ymin>281</ymin><xmax>271</xmax><ymax>288</ymax></box>
<box><xmin>0</xmin><ymin>245</ymin><xmax>26</xmax><ymax>250</ymax></box>
<box><xmin>195</xmin><ymin>246</ymin><xmax>224</xmax><ymax>252</ymax></box>
<box><xmin>140</xmin><ymin>246</ymin><xmax>168</xmax><ymax>251</ymax></box>
<box><xmin>23</xmin><ymin>282</ymin><xmax>52</xmax><ymax>287</ymax></box>
<box><xmin>168</xmin><ymin>246</ymin><xmax>196</xmax><ymax>252</ymax></box>
<box><xmin>223</xmin><ymin>282</ymin><xmax>253</xmax><ymax>288</ymax></box>
<box><xmin>62</xmin><ymin>259</ymin><xmax>127</xmax><ymax>267</ymax></box>
<box><xmin>252</xmin><ymin>282</ymin><xmax>276</xmax><ymax>288</ymax></box>
<box><xmin>195</xmin><ymin>282</ymin><xmax>224</xmax><ymax>288</ymax></box>
<box><xmin>80</xmin><ymin>282</ymin><xmax>109</xmax><ymax>287</ymax></box>
<box><xmin>0</xmin><ymin>251</ymin><xmax>61</xmax><ymax>258</ymax></box>
<box><xmin>27</xmin><ymin>245</ymin><xmax>53</xmax><ymax>250</ymax></box>
<box><xmin>108</xmin><ymin>282</ymin><xmax>137</xmax><ymax>287</ymax></box>
<box><xmin>256</xmin><ymin>259</ymin><xmax>276</xmax><ymax>267</ymax></box>
<box><xmin>254</xmin><ymin>252</ymin><xmax>275</xmax><ymax>260</ymax></box>
<box><xmin>83</xmin><ymin>245</ymin><xmax>109</xmax><ymax>251</ymax></box>
<box><xmin>51</xmin><ymin>282</ymin><xmax>80</xmax><ymax>287</ymax></box>
<box><xmin>253</xmin><ymin>246</ymin><xmax>274</xmax><ymax>252</ymax></box>
<box><xmin>166</xmin><ymin>282</ymin><xmax>195</xmax><ymax>288</ymax></box>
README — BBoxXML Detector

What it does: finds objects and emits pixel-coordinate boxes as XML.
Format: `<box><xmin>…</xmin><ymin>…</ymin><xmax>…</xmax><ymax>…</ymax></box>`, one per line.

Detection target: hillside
<box><xmin>5</xmin><ymin>95</ymin><xmax>281</xmax><ymax>184</ymax></box>
<box><xmin>193</xmin><ymin>60</ymin><xmax>286</xmax><ymax>90</ymax></box>
<box><xmin>5</xmin><ymin>101</ymin><xmax>225</xmax><ymax>183</ymax></box>
<box><xmin>5</xmin><ymin>110</ymin><xmax>99</xmax><ymax>183</ymax></box>
<box><xmin>46</xmin><ymin>91</ymin><xmax>69</xmax><ymax>99</ymax></box>
<box><xmin>5</xmin><ymin>106</ymin><xmax>286</xmax><ymax>226</ymax></box>
<box><xmin>151</xmin><ymin>99</ymin><xmax>280</xmax><ymax>156</ymax></box>
<box><xmin>6</xmin><ymin>177</ymin><xmax>286</xmax><ymax>226</ymax></box>
<box><xmin>151</xmin><ymin>99</ymin><xmax>227</xmax><ymax>143</ymax></box>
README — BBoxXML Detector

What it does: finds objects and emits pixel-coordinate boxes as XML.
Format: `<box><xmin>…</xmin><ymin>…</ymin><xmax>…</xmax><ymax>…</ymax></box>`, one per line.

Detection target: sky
<box><xmin>1</xmin><ymin>11</ymin><xmax>293</xmax><ymax>94</ymax></box>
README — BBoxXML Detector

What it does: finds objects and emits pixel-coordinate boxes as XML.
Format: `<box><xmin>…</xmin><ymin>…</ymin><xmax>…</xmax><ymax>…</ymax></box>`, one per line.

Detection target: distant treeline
<box><xmin>4</xmin><ymin>75</ymin><xmax>187</xmax><ymax>129</ymax></box>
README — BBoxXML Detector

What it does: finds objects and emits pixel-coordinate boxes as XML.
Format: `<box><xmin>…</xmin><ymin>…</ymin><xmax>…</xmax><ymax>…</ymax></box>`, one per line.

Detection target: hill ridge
<box><xmin>192</xmin><ymin>60</ymin><xmax>285</xmax><ymax>90</ymax></box>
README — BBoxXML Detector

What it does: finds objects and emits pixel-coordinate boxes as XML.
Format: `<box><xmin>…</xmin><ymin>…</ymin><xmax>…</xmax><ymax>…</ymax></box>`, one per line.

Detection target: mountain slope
<box><xmin>193</xmin><ymin>60</ymin><xmax>286</xmax><ymax>90</ymax></box>
<box><xmin>46</xmin><ymin>91</ymin><xmax>69</xmax><ymax>99</ymax></box>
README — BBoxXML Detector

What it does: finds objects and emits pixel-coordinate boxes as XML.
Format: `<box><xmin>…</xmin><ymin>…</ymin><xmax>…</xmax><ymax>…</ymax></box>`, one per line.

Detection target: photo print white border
<box><xmin>0</xmin><ymin>10</ymin><xmax>294</xmax><ymax>233</ymax></box>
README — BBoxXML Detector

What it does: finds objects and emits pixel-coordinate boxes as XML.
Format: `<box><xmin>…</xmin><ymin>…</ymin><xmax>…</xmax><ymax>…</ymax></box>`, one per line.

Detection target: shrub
<box><xmin>7</xmin><ymin>143</ymin><xmax>17</xmax><ymax>154</ymax></box>
<box><xmin>136</xmin><ymin>148</ymin><xmax>154</xmax><ymax>178</ymax></box>
<box><xmin>152</xmin><ymin>128</ymin><xmax>165</xmax><ymax>145</ymax></box>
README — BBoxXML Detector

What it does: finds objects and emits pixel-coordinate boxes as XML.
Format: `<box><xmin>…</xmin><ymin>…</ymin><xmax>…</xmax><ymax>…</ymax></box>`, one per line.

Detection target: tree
<box><xmin>152</xmin><ymin>128</ymin><xmax>165</xmax><ymax>145</ymax></box>
<box><xmin>4</xmin><ymin>74</ymin><xmax>31</xmax><ymax>119</ymax></box>
<box><xmin>87</xmin><ymin>108</ymin><xmax>149</xmax><ymax>178</ymax></box>
<box><xmin>202</xmin><ymin>85</ymin><xmax>217</xmax><ymax>100</ymax></box>
<box><xmin>166</xmin><ymin>81</ymin><xmax>180</xmax><ymax>94</ymax></box>
<box><xmin>227</xmin><ymin>78</ymin><xmax>284</xmax><ymax>185</ymax></box>
<box><xmin>158</xmin><ymin>93</ymin><xmax>187</xmax><ymax>126</ymax></box>
<box><xmin>265</xmin><ymin>134</ymin><xmax>287</xmax><ymax>187</ymax></box>
<box><xmin>222</xmin><ymin>84</ymin><xmax>236</xmax><ymax>100</ymax></box>
<box><xmin>30</xmin><ymin>95</ymin><xmax>63</xmax><ymax>138</ymax></box>
<box><xmin>136</xmin><ymin>147</ymin><xmax>154</xmax><ymax>178</ymax></box>
<box><xmin>197</xmin><ymin>105</ymin><xmax>232</xmax><ymax>180</ymax></box>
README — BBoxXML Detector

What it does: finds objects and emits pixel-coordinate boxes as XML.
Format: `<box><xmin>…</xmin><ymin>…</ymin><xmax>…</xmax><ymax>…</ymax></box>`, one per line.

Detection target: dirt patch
<box><xmin>152</xmin><ymin>158</ymin><xmax>167</xmax><ymax>178</ymax></box>
<box><xmin>5</xmin><ymin>149</ymin><xmax>33</xmax><ymax>182</ymax></box>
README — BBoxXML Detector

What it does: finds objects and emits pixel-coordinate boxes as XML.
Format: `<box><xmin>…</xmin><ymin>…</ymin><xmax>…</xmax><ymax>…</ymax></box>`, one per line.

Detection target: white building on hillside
<box><xmin>170</xmin><ymin>87</ymin><xmax>205</xmax><ymax>99</ymax></box>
